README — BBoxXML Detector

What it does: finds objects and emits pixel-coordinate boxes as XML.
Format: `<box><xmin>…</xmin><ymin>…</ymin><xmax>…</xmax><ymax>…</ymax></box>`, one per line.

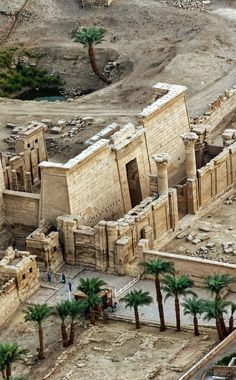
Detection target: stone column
<box><xmin>181</xmin><ymin>132</ymin><xmax>198</xmax><ymax>179</ymax></box>
<box><xmin>152</xmin><ymin>153</ymin><xmax>170</xmax><ymax>195</ymax></box>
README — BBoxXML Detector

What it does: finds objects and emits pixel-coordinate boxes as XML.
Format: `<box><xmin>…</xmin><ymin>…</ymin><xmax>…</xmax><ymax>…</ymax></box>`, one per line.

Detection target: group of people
<box><xmin>47</xmin><ymin>270</ymin><xmax>72</xmax><ymax>292</ymax></box>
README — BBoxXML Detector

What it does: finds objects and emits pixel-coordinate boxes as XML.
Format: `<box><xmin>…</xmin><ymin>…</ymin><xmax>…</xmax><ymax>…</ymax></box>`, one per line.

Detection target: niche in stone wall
<box><xmin>126</xmin><ymin>158</ymin><xmax>142</xmax><ymax>208</ymax></box>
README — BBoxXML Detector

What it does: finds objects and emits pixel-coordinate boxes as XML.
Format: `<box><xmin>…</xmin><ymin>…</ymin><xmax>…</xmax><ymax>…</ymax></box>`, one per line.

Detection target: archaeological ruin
<box><xmin>0</xmin><ymin>82</ymin><xmax>235</xmax><ymax>329</ymax></box>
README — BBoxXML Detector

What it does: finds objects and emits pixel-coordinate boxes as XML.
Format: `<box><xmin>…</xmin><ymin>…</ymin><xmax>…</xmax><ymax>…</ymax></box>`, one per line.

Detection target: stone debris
<box><xmin>159</xmin><ymin>0</ymin><xmax>211</xmax><ymax>11</ymax></box>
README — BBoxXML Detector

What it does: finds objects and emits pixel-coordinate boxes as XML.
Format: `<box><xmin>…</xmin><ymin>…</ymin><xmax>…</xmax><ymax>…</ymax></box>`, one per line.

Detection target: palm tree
<box><xmin>162</xmin><ymin>275</ymin><xmax>196</xmax><ymax>332</ymax></box>
<box><xmin>141</xmin><ymin>259</ymin><xmax>174</xmax><ymax>331</ymax></box>
<box><xmin>82</xmin><ymin>293</ymin><xmax>103</xmax><ymax>325</ymax></box>
<box><xmin>67</xmin><ymin>300</ymin><xmax>84</xmax><ymax>345</ymax></box>
<box><xmin>120</xmin><ymin>289</ymin><xmax>153</xmax><ymax>329</ymax></box>
<box><xmin>204</xmin><ymin>274</ymin><xmax>235</xmax><ymax>338</ymax></box>
<box><xmin>77</xmin><ymin>277</ymin><xmax>108</xmax><ymax>325</ymax></box>
<box><xmin>71</xmin><ymin>26</ymin><xmax>112</xmax><ymax>85</ymax></box>
<box><xmin>228</xmin><ymin>303</ymin><xmax>236</xmax><ymax>334</ymax></box>
<box><xmin>204</xmin><ymin>274</ymin><xmax>235</xmax><ymax>300</ymax></box>
<box><xmin>0</xmin><ymin>343</ymin><xmax>28</xmax><ymax>380</ymax></box>
<box><xmin>53</xmin><ymin>301</ymin><xmax>70</xmax><ymax>347</ymax></box>
<box><xmin>203</xmin><ymin>299</ymin><xmax>230</xmax><ymax>341</ymax></box>
<box><xmin>182</xmin><ymin>296</ymin><xmax>204</xmax><ymax>336</ymax></box>
<box><xmin>24</xmin><ymin>304</ymin><xmax>52</xmax><ymax>360</ymax></box>
<box><xmin>77</xmin><ymin>277</ymin><xmax>108</xmax><ymax>296</ymax></box>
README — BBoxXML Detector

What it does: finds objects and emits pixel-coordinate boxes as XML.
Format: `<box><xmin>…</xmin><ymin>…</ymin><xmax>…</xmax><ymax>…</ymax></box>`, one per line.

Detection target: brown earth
<box><xmin>0</xmin><ymin>308</ymin><xmax>217</xmax><ymax>380</ymax></box>
<box><xmin>0</xmin><ymin>0</ymin><xmax>236</xmax><ymax>118</ymax></box>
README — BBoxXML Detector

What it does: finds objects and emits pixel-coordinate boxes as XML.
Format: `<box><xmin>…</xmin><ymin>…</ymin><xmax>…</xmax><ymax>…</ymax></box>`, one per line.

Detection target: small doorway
<box><xmin>126</xmin><ymin>158</ymin><xmax>142</xmax><ymax>208</ymax></box>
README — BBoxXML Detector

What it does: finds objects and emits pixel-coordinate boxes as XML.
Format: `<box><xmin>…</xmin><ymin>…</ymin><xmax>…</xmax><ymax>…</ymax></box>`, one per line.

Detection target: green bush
<box><xmin>217</xmin><ymin>352</ymin><xmax>236</xmax><ymax>366</ymax></box>
<box><xmin>0</xmin><ymin>46</ymin><xmax>62</xmax><ymax>97</ymax></box>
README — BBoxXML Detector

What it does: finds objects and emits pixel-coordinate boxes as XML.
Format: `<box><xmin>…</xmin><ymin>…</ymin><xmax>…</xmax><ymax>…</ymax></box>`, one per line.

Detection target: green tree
<box><xmin>77</xmin><ymin>277</ymin><xmax>108</xmax><ymax>325</ymax></box>
<box><xmin>67</xmin><ymin>300</ymin><xmax>84</xmax><ymax>345</ymax></box>
<box><xmin>228</xmin><ymin>302</ymin><xmax>236</xmax><ymax>334</ymax></box>
<box><xmin>120</xmin><ymin>289</ymin><xmax>153</xmax><ymax>329</ymax></box>
<box><xmin>182</xmin><ymin>296</ymin><xmax>204</xmax><ymax>336</ymax></box>
<box><xmin>204</xmin><ymin>274</ymin><xmax>235</xmax><ymax>338</ymax></box>
<box><xmin>53</xmin><ymin>301</ymin><xmax>70</xmax><ymax>347</ymax></box>
<box><xmin>204</xmin><ymin>274</ymin><xmax>235</xmax><ymax>300</ymax></box>
<box><xmin>203</xmin><ymin>299</ymin><xmax>229</xmax><ymax>341</ymax></box>
<box><xmin>141</xmin><ymin>259</ymin><xmax>174</xmax><ymax>331</ymax></box>
<box><xmin>162</xmin><ymin>275</ymin><xmax>196</xmax><ymax>332</ymax></box>
<box><xmin>71</xmin><ymin>27</ymin><xmax>112</xmax><ymax>85</ymax></box>
<box><xmin>77</xmin><ymin>277</ymin><xmax>108</xmax><ymax>296</ymax></box>
<box><xmin>82</xmin><ymin>293</ymin><xmax>103</xmax><ymax>325</ymax></box>
<box><xmin>0</xmin><ymin>343</ymin><xmax>28</xmax><ymax>380</ymax></box>
<box><xmin>24</xmin><ymin>304</ymin><xmax>52</xmax><ymax>359</ymax></box>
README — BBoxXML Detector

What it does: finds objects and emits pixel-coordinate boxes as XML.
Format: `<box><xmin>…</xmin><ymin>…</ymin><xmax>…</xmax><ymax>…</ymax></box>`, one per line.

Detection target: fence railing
<box><xmin>114</xmin><ymin>275</ymin><xmax>140</xmax><ymax>298</ymax></box>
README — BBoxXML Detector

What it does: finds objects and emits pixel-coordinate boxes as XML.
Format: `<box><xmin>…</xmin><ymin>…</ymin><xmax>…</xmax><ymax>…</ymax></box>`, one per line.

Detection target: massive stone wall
<box><xmin>39</xmin><ymin>83</ymin><xmax>190</xmax><ymax>225</ymax></box>
<box><xmin>139</xmin><ymin>83</ymin><xmax>190</xmax><ymax>185</ymax></box>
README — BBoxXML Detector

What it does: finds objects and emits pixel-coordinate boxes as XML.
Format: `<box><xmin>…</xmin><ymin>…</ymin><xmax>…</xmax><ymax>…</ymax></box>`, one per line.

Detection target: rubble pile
<box><xmin>159</xmin><ymin>0</ymin><xmax>211</xmax><ymax>12</ymax></box>
<box><xmin>3</xmin><ymin>116</ymin><xmax>94</xmax><ymax>157</ymax></box>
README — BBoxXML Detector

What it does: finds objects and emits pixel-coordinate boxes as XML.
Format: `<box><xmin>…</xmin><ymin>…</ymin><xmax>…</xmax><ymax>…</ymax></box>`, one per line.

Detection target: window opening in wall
<box><xmin>29</xmin><ymin>267</ymin><xmax>32</xmax><ymax>273</ymax></box>
<box><xmin>22</xmin><ymin>273</ymin><xmax>26</xmax><ymax>280</ymax></box>
<box><xmin>126</xmin><ymin>158</ymin><xmax>142</xmax><ymax>208</ymax></box>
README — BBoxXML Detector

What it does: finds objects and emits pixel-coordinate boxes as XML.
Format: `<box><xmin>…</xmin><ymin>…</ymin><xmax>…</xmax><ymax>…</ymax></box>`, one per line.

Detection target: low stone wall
<box><xmin>178</xmin><ymin>330</ymin><xmax>236</xmax><ymax>380</ymax></box>
<box><xmin>3</xmin><ymin>190</ymin><xmax>40</xmax><ymax>227</ymax></box>
<box><xmin>0</xmin><ymin>279</ymin><xmax>20</xmax><ymax>326</ymax></box>
<box><xmin>139</xmin><ymin>247</ymin><xmax>236</xmax><ymax>291</ymax></box>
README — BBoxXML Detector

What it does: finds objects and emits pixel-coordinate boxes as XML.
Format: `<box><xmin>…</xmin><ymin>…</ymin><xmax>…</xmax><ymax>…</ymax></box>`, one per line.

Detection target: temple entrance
<box><xmin>126</xmin><ymin>158</ymin><xmax>142</xmax><ymax>208</ymax></box>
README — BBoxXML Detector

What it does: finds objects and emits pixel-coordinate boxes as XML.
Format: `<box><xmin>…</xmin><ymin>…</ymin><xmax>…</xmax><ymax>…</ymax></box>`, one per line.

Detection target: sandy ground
<box><xmin>0</xmin><ymin>312</ymin><xmax>217</xmax><ymax>380</ymax></box>
<box><xmin>0</xmin><ymin>0</ymin><xmax>235</xmax><ymax>124</ymax></box>
<box><xmin>164</xmin><ymin>192</ymin><xmax>236</xmax><ymax>264</ymax></box>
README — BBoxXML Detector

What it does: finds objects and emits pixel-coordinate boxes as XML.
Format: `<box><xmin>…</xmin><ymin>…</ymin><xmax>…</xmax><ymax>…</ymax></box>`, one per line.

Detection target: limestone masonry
<box><xmin>0</xmin><ymin>82</ymin><xmax>235</xmax><ymax>320</ymax></box>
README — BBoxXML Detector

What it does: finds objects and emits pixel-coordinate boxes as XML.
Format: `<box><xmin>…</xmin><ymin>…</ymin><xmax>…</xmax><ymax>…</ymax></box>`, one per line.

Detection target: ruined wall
<box><xmin>198</xmin><ymin>142</ymin><xmax>236</xmax><ymax>208</ymax></box>
<box><xmin>3</xmin><ymin>191</ymin><xmax>40</xmax><ymax>246</ymax></box>
<box><xmin>3</xmin><ymin>190</ymin><xmax>40</xmax><ymax>227</ymax></box>
<box><xmin>139</xmin><ymin>83</ymin><xmax>190</xmax><ymax>185</ymax></box>
<box><xmin>191</xmin><ymin>88</ymin><xmax>236</xmax><ymax>138</ymax></box>
<box><xmin>0</xmin><ymin>279</ymin><xmax>20</xmax><ymax>326</ymax></box>
<box><xmin>58</xmin><ymin>189</ymin><xmax>179</xmax><ymax>274</ymax></box>
<box><xmin>0</xmin><ymin>247</ymin><xmax>39</xmax><ymax>301</ymax></box>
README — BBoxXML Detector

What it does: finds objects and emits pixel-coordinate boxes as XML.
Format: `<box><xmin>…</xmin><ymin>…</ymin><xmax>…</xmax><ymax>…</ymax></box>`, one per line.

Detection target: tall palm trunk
<box><xmin>228</xmin><ymin>315</ymin><xmax>234</xmax><ymax>334</ymax></box>
<box><xmin>88</xmin><ymin>45</ymin><xmax>111</xmax><ymax>85</ymax></box>
<box><xmin>134</xmin><ymin>305</ymin><xmax>140</xmax><ymax>329</ymax></box>
<box><xmin>219</xmin><ymin>315</ymin><xmax>228</xmax><ymax>338</ymax></box>
<box><xmin>61</xmin><ymin>321</ymin><xmax>69</xmax><ymax>347</ymax></box>
<box><xmin>155</xmin><ymin>276</ymin><xmax>166</xmax><ymax>331</ymax></box>
<box><xmin>216</xmin><ymin>318</ymin><xmax>223</xmax><ymax>341</ymax></box>
<box><xmin>193</xmin><ymin>314</ymin><xmax>200</xmax><ymax>336</ymax></box>
<box><xmin>38</xmin><ymin>322</ymin><xmax>45</xmax><ymax>359</ymax></box>
<box><xmin>5</xmin><ymin>364</ymin><xmax>11</xmax><ymax>380</ymax></box>
<box><xmin>90</xmin><ymin>309</ymin><xmax>96</xmax><ymax>325</ymax></box>
<box><xmin>175</xmin><ymin>296</ymin><xmax>181</xmax><ymax>332</ymax></box>
<box><xmin>68</xmin><ymin>320</ymin><xmax>76</xmax><ymax>345</ymax></box>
